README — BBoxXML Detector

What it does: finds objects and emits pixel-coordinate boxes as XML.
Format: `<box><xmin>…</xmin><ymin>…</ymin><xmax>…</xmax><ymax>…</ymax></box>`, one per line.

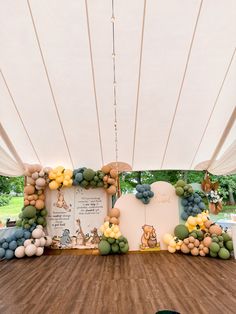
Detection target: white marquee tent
<box><xmin>0</xmin><ymin>0</ymin><xmax>235</xmax><ymax>176</ymax></box>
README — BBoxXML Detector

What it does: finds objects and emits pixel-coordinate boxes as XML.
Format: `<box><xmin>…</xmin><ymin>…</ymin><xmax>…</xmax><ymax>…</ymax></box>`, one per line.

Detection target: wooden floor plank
<box><xmin>0</xmin><ymin>252</ymin><xmax>236</xmax><ymax>314</ymax></box>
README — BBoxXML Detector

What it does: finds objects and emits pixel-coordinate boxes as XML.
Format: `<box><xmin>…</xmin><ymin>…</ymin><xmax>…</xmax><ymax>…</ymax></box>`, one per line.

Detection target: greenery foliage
<box><xmin>0</xmin><ymin>194</ymin><xmax>12</xmax><ymax>206</ymax></box>
<box><xmin>0</xmin><ymin>176</ymin><xmax>24</xmax><ymax>194</ymax></box>
<box><xmin>120</xmin><ymin>170</ymin><xmax>236</xmax><ymax>205</ymax></box>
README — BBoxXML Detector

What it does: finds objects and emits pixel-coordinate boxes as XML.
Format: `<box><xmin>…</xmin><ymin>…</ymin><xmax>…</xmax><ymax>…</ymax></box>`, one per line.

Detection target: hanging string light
<box><xmin>111</xmin><ymin>0</ymin><xmax>118</xmax><ymax>171</ymax></box>
<box><xmin>111</xmin><ymin>0</ymin><xmax>120</xmax><ymax>197</ymax></box>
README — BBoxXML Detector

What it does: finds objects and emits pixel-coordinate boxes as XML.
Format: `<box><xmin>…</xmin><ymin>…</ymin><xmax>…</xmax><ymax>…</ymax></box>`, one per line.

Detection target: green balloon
<box><xmin>98</xmin><ymin>240</ymin><xmax>111</xmax><ymax>255</ymax></box>
<box><xmin>111</xmin><ymin>243</ymin><xmax>119</xmax><ymax>253</ymax></box>
<box><xmin>225</xmin><ymin>240</ymin><xmax>233</xmax><ymax>251</ymax></box>
<box><xmin>210</xmin><ymin>242</ymin><xmax>220</xmax><ymax>253</ymax></box>
<box><xmin>108</xmin><ymin>238</ymin><xmax>115</xmax><ymax>244</ymax></box>
<box><xmin>218</xmin><ymin>248</ymin><xmax>230</xmax><ymax>260</ymax></box>
<box><xmin>37</xmin><ymin>217</ymin><xmax>45</xmax><ymax>225</ymax></box>
<box><xmin>120</xmin><ymin>243</ymin><xmax>129</xmax><ymax>253</ymax></box>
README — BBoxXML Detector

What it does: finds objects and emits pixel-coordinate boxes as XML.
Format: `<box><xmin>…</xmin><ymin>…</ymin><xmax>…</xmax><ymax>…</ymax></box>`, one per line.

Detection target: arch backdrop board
<box><xmin>115</xmin><ymin>181</ymin><xmax>179</xmax><ymax>250</ymax></box>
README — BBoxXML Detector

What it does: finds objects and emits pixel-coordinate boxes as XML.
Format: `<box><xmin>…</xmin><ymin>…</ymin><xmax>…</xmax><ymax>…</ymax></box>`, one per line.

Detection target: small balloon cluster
<box><xmin>15</xmin><ymin>225</ymin><xmax>52</xmax><ymax>259</ymax></box>
<box><xmin>16</xmin><ymin>204</ymin><xmax>47</xmax><ymax>230</ymax></box>
<box><xmin>175</xmin><ymin>180</ymin><xmax>194</xmax><ymax>198</ymax></box>
<box><xmin>98</xmin><ymin>207</ymin><xmax>129</xmax><ymax>255</ymax></box>
<box><xmin>48</xmin><ymin>166</ymin><xmax>73</xmax><ymax>190</ymax></box>
<box><xmin>104</xmin><ymin>207</ymin><xmax>120</xmax><ymax>225</ymax></box>
<box><xmin>0</xmin><ymin>225</ymin><xmax>52</xmax><ymax>260</ymax></box>
<box><xmin>72</xmin><ymin>167</ymin><xmax>105</xmax><ymax>189</ymax></box>
<box><xmin>24</xmin><ymin>164</ymin><xmax>50</xmax><ymax>210</ymax></box>
<box><xmin>181</xmin><ymin>192</ymin><xmax>206</xmax><ymax>220</ymax></box>
<box><xmin>72</xmin><ymin>165</ymin><xmax>118</xmax><ymax>195</ymax></box>
<box><xmin>164</xmin><ymin>216</ymin><xmax>234</xmax><ymax>259</ymax></box>
<box><xmin>99</xmin><ymin>222</ymin><xmax>129</xmax><ymax>255</ymax></box>
<box><xmin>135</xmin><ymin>184</ymin><xmax>154</xmax><ymax>204</ymax></box>
<box><xmin>101</xmin><ymin>164</ymin><xmax>118</xmax><ymax>195</ymax></box>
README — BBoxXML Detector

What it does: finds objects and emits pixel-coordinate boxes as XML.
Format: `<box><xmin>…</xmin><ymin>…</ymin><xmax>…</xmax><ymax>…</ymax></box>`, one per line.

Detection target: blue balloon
<box><xmin>17</xmin><ymin>238</ymin><xmax>25</xmax><ymax>246</ymax></box>
<box><xmin>75</xmin><ymin>172</ymin><xmax>83</xmax><ymax>182</ymax></box>
<box><xmin>24</xmin><ymin>231</ymin><xmax>31</xmax><ymax>239</ymax></box>
<box><xmin>6</xmin><ymin>236</ymin><xmax>13</xmax><ymax>243</ymax></box>
<box><xmin>142</xmin><ymin>184</ymin><xmax>151</xmax><ymax>191</ymax></box>
<box><xmin>148</xmin><ymin>191</ymin><xmax>154</xmax><ymax>198</ymax></box>
<box><xmin>0</xmin><ymin>248</ymin><xmax>5</xmax><ymax>258</ymax></box>
<box><xmin>2</xmin><ymin>242</ymin><xmax>9</xmax><ymax>249</ymax></box>
<box><xmin>14</xmin><ymin>229</ymin><xmax>24</xmax><ymax>239</ymax></box>
<box><xmin>5</xmin><ymin>249</ymin><xmax>14</xmax><ymax>260</ymax></box>
<box><xmin>136</xmin><ymin>184</ymin><xmax>143</xmax><ymax>192</ymax></box>
<box><xmin>30</xmin><ymin>225</ymin><xmax>36</xmax><ymax>232</ymax></box>
<box><xmin>181</xmin><ymin>212</ymin><xmax>189</xmax><ymax>220</ymax></box>
<box><xmin>9</xmin><ymin>240</ymin><xmax>17</xmax><ymax>250</ymax></box>
<box><xmin>199</xmin><ymin>202</ymin><xmax>206</xmax><ymax>210</ymax></box>
<box><xmin>142</xmin><ymin>198</ymin><xmax>150</xmax><ymax>204</ymax></box>
<box><xmin>194</xmin><ymin>198</ymin><xmax>200</xmax><ymax>204</ymax></box>
<box><xmin>135</xmin><ymin>192</ymin><xmax>143</xmax><ymax>199</ymax></box>
<box><xmin>0</xmin><ymin>238</ymin><xmax>6</xmax><ymax>245</ymax></box>
<box><xmin>143</xmin><ymin>191</ymin><xmax>148</xmax><ymax>197</ymax></box>
<box><xmin>181</xmin><ymin>199</ymin><xmax>188</xmax><ymax>206</ymax></box>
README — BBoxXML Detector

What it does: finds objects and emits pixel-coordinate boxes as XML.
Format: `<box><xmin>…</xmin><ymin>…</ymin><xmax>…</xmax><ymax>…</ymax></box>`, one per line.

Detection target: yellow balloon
<box><xmin>113</xmin><ymin>226</ymin><xmax>119</xmax><ymax>233</ymax></box>
<box><xmin>56</xmin><ymin>176</ymin><xmax>64</xmax><ymax>184</ymax></box>
<box><xmin>104</xmin><ymin>221</ymin><xmax>109</xmax><ymax>228</ymax></box>
<box><xmin>168</xmin><ymin>246</ymin><xmax>176</xmax><ymax>253</ymax></box>
<box><xmin>163</xmin><ymin>233</ymin><xmax>173</xmax><ymax>245</ymax></box>
<box><xmin>188</xmin><ymin>217</ymin><xmax>196</xmax><ymax>226</ymax></box>
<box><xmin>169</xmin><ymin>239</ymin><xmax>177</xmax><ymax>248</ymax></box>
<box><xmin>55</xmin><ymin>166</ymin><xmax>64</xmax><ymax>172</ymax></box>
<box><xmin>104</xmin><ymin>231</ymin><xmax>109</xmax><ymax>238</ymax></box>
<box><xmin>63</xmin><ymin>180</ymin><xmax>69</xmax><ymax>186</ymax></box>
<box><xmin>106</xmin><ymin>228</ymin><xmax>111</xmax><ymax>235</ymax></box>
<box><xmin>116</xmin><ymin>231</ymin><xmax>121</xmax><ymax>238</ymax></box>
<box><xmin>49</xmin><ymin>172</ymin><xmax>56</xmax><ymax>180</ymax></box>
<box><xmin>110</xmin><ymin>232</ymin><xmax>115</xmax><ymax>238</ymax></box>
<box><xmin>64</xmin><ymin>169</ymin><xmax>73</xmax><ymax>177</ymax></box>
<box><xmin>49</xmin><ymin>181</ymin><xmax>59</xmax><ymax>190</ymax></box>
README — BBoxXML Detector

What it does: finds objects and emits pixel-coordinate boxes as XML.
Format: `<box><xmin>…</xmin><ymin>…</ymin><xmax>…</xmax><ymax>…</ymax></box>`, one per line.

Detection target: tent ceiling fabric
<box><xmin>0</xmin><ymin>0</ymin><xmax>235</xmax><ymax>172</ymax></box>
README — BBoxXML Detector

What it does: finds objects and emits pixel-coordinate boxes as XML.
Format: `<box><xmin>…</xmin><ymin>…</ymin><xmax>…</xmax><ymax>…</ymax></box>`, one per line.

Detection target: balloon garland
<box><xmin>98</xmin><ymin>207</ymin><xmax>129</xmax><ymax>255</ymax></box>
<box><xmin>0</xmin><ymin>162</ymin><xmax>122</xmax><ymax>261</ymax></box>
<box><xmin>164</xmin><ymin>216</ymin><xmax>234</xmax><ymax>259</ymax></box>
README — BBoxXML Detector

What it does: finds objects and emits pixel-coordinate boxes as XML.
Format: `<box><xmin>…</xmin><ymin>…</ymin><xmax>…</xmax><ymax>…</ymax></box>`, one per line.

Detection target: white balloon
<box><xmin>25</xmin><ymin>244</ymin><xmax>37</xmax><ymax>257</ymax></box>
<box><xmin>24</xmin><ymin>239</ymin><xmax>32</xmax><ymax>247</ymax></box>
<box><xmin>35</xmin><ymin>246</ymin><xmax>44</xmax><ymax>257</ymax></box>
<box><xmin>15</xmin><ymin>246</ymin><xmax>25</xmax><ymax>258</ymax></box>
<box><xmin>39</xmin><ymin>237</ymin><xmax>46</xmax><ymax>247</ymax></box>
<box><xmin>45</xmin><ymin>236</ymin><xmax>52</xmax><ymax>247</ymax></box>
<box><xmin>32</xmin><ymin>228</ymin><xmax>44</xmax><ymax>239</ymax></box>
<box><xmin>34</xmin><ymin>239</ymin><xmax>41</xmax><ymax>247</ymax></box>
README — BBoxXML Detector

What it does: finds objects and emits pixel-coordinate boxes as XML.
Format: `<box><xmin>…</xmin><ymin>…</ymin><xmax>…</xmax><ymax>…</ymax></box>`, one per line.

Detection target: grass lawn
<box><xmin>210</xmin><ymin>205</ymin><xmax>236</xmax><ymax>222</ymax></box>
<box><xmin>0</xmin><ymin>196</ymin><xmax>23</xmax><ymax>225</ymax></box>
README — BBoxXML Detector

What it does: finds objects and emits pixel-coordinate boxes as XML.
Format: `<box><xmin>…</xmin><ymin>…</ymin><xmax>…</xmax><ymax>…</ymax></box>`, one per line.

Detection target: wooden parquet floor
<box><xmin>0</xmin><ymin>251</ymin><xmax>236</xmax><ymax>314</ymax></box>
